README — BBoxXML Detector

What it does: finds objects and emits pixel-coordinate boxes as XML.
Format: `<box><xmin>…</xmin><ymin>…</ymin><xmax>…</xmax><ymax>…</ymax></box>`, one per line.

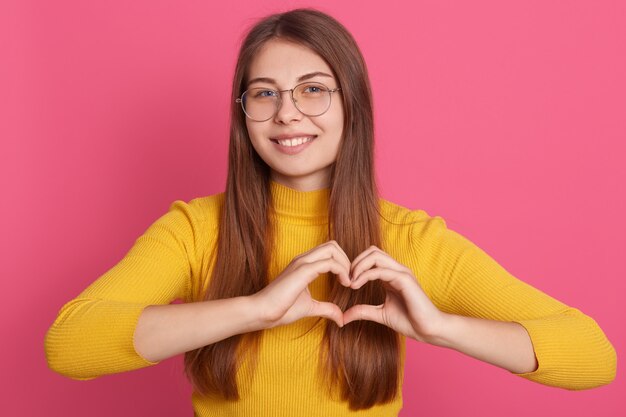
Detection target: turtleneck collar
<box><xmin>269</xmin><ymin>180</ymin><xmax>330</xmax><ymax>225</ymax></box>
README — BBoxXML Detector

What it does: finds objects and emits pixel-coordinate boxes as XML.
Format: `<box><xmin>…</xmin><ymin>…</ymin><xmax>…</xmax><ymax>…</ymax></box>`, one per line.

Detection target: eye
<box><xmin>304</xmin><ymin>85</ymin><xmax>326</xmax><ymax>93</ymax></box>
<box><xmin>300</xmin><ymin>84</ymin><xmax>328</xmax><ymax>95</ymax></box>
<box><xmin>252</xmin><ymin>89</ymin><xmax>278</xmax><ymax>99</ymax></box>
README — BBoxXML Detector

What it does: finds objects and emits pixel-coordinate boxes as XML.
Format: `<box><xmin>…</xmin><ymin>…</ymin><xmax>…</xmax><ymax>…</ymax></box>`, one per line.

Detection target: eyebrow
<box><xmin>247</xmin><ymin>71</ymin><xmax>334</xmax><ymax>86</ymax></box>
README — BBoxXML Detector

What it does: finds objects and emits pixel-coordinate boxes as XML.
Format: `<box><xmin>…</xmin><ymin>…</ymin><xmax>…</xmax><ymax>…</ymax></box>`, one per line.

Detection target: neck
<box><xmin>270</xmin><ymin>168</ymin><xmax>331</xmax><ymax>192</ymax></box>
<box><xmin>269</xmin><ymin>180</ymin><xmax>330</xmax><ymax>224</ymax></box>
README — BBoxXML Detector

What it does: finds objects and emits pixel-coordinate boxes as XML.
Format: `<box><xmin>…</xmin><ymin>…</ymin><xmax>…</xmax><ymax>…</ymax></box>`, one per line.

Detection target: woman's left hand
<box><xmin>343</xmin><ymin>245</ymin><xmax>447</xmax><ymax>343</ymax></box>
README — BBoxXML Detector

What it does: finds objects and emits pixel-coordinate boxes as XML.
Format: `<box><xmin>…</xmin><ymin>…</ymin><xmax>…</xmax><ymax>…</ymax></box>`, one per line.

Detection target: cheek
<box><xmin>244</xmin><ymin>121</ymin><xmax>265</xmax><ymax>155</ymax></box>
<box><xmin>330</xmin><ymin>109</ymin><xmax>345</xmax><ymax>139</ymax></box>
<box><xmin>245</xmin><ymin>121</ymin><xmax>266</xmax><ymax>146</ymax></box>
<box><xmin>245</xmin><ymin>120</ymin><xmax>255</xmax><ymax>139</ymax></box>
<box><xmin>332</xmin><ymin>100</ymin><xmax>345</xmax><ymax>131</ymax></box>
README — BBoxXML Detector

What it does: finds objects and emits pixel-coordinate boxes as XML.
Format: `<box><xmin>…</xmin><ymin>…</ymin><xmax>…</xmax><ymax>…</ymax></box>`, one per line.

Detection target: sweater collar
<box><xmin>270</xmin><ymin>180</ymin><xmax>329</xmax><ymax>224</ymax></box>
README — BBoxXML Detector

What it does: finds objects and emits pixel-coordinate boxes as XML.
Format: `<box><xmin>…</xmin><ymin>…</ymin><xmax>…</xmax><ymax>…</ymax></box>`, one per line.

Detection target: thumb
<box><xmin>343</xmin><ymin>304</ymin><xmax>384</xmax><ymax>326</ymax></box>
<box><xmin>307</xmin><ymin>300</ymin><xmax>344</xmax><ymax>327</ymax></box>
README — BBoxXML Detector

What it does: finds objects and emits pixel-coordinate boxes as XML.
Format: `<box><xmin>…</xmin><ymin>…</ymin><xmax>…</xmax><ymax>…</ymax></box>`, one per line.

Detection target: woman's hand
<box><xmin>343</xmin><ymin>245</ymin><xmax>447</xmax><ymax>343</ymax></box>
<box><xmin>251</xmin><ymin>240</ymin><xmax>352</xmax><ymax>329</ymax></box>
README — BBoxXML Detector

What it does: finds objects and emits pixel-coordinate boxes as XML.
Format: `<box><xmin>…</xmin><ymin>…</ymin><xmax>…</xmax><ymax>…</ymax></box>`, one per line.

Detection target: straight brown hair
<box><xmin>184</xmin><ymin>8</ymin><xmax>400</xmax><ymax>410</ymax></box>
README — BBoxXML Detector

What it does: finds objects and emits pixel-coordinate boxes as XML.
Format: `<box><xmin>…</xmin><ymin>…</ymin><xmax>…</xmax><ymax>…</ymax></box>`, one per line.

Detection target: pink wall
<box><xmin>2</xmin><ymin>0</ymin><xmax>624</xmax><ymax>415</ymax></box>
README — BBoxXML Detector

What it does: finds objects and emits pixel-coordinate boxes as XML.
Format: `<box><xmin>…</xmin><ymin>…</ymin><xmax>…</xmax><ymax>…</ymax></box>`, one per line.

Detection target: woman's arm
<box><xmin>46</xmin><ymin>196</ymin><xmax>350</xmax><ymax>378</ymax></box>
<box><xmin>428</xmin><ymin>314</ymin><xmax>537</xmax><ymax>374</ymax></box>
<box><xmin>45</xmin><ymin>199</ymin><xmax>207</xmax><ymax>379</ymax></box>
<box><xmin>133</xmin><ymin>297</ymin><xmax>260</xmax><ymax>363</ymax></box>
<box><xmin>417</xmin><ymin>219</ymin><xmax>616</xmax><ymax>388</ymax></box>
<box><xmin>344</xmin><ymin>216</ymin><xmax>616</xmax><ymax>389</ymax></box>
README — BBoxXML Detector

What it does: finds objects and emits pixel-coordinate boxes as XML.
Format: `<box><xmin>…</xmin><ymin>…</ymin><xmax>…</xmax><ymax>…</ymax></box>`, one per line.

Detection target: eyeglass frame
<box><xmin>235</xmin><ymin>81</ymin><xmax>342</xmax><ymax>122</ymax></box>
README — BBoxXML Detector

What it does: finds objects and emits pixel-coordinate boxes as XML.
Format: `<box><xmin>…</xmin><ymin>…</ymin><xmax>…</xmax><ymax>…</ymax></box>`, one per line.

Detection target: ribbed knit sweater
<box><xmin>45</xmin><ymin>181</ymin><xmax>616</xmax><ymax>416</ymax></box>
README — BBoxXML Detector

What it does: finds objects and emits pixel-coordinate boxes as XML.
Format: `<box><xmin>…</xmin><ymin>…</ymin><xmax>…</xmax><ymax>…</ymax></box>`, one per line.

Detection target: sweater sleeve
<box><xmin>409</xmin><ymin>214</ymin><xmax>617</xmax><ymax>389</ymax></box>
<box><xmin>44</xmin><ymin>200</ymin><xmax>204</xmax><ymax>380</ymax></box>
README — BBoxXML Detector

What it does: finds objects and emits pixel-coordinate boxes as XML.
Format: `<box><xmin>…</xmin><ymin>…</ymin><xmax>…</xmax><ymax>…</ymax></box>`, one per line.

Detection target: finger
<box><xmin>290</xmin><ymin>258</ymin><xmax>350</xmax><ymax>290</ymax></box>
<box><xmin>272</xmin><ymin>258</ymin><xmax>348</xmax><ymax>298</ymax></box>
<box><xmin>296</xmin><ymin>240</ymin><xmax>346</xmax><ymax>263</ymax></box>
<box><xmin>351</xmin><ymin>250</ymin><xmax>411</xmax><ymax>281</ymax></box>
<box><xmin>295</xmin><ymin>241</ymin><xmax>351</xmax><ymax>282</ymax></box>
<box><xmin>306</xmin><ymin>258</ymin><xmax>352</xmax><ymax>287</ymax></box>
<box><xmin>307</xmin><ymin>300</ymin><xmax>344</xmax><ymax>327</ymax></box>
<box><xmin>350</xmin><ymin>267</ymin><xmax>413</xmax><ymax>291</ymax></box>
<box><xmin>325</xmin><ymin>240</ymin><xmax>352</xmax><ymax>270</ymax></box>
<box><xmin>343</xmin><ymin>303</ymin><xmax>384</xmax><ymax>326</ymax></box>
<box><xmin>326</xmin><ymin>242</ymin><xmax>352</xmax><ymax>280</ymax></box>
<box><xmin>350</xmin><ymin>245</ymin><xmax>379</xmax><ymax>271</ymax></box>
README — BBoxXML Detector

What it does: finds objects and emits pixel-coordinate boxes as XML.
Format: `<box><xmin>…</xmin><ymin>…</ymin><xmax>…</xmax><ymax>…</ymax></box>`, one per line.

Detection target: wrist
<box><xmin>420</xmin><ymin>311</ymin><xmax>459</xmax><ymax>348</ymax></box>
<box><xmin>237</xmin><ymin>295</ymin><xmax>266</xmax><ymax>332</ymax></box>
<box><xmin>243</xmin><ymin>293</ymin><xmax>283</xmax><ymax>331</ymax></box>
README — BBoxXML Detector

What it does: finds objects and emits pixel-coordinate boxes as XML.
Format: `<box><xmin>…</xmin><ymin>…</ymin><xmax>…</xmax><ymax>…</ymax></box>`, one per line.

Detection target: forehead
<box><xmin>247</xmin><ymin>39</ymin><xmax>334</xmax><ymax>85</ymax></box>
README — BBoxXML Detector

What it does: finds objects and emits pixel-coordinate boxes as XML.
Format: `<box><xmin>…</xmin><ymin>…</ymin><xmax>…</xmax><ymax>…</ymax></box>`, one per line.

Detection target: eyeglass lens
<box><xmin>241</xmin><ymin>82</ymin><xmax>333</xmax><ymax>121</ymax></box>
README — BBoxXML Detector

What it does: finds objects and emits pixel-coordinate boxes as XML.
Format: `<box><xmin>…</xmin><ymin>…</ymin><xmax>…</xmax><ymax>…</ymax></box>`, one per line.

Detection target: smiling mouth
<box><xmin>270</xmin><ymin>136</ymin><xmax>317</xmax><ymax>147</ymax></box>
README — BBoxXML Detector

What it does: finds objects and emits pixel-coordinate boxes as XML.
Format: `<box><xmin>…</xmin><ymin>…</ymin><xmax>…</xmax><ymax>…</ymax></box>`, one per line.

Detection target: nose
<box><xmin>273</xmin><ymin>89</ymin><xmax>302</xmax><ymax>124</ymax></box>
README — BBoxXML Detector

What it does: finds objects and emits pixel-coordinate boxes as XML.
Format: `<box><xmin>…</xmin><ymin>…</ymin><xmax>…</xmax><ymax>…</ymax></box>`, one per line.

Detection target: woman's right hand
<box><xmin>251</xmin><ymin>240</ymin><xmax>352</xmax><ymax>329</ymax></box>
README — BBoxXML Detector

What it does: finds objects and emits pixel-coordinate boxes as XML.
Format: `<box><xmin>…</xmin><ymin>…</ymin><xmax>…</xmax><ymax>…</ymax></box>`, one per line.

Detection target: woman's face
<box><xmin>244</xmin><ymin>39</ymin><xmax>344</xmax><ymax>191</ymax></box>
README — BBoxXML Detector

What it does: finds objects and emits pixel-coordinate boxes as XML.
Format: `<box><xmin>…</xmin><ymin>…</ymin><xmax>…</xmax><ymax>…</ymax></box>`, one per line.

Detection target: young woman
<box><xmin>45</xmin><ymin>8</ymin><xmax>616</xmax><ymax>416</ymax></box>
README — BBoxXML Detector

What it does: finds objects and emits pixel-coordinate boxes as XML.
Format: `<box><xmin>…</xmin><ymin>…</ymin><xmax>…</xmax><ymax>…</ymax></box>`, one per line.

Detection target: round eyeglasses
<box><xmin>236</xmin><ymin>82</ymin><xmax>341</xmax><ymax>122</ymax></box>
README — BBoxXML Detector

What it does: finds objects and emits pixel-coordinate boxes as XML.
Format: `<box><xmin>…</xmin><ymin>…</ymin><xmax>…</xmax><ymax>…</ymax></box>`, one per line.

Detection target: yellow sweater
<box><xmin>45</xmin><ymin>181</ymin><xmax>616</xmax><ymax>416</ymax></box>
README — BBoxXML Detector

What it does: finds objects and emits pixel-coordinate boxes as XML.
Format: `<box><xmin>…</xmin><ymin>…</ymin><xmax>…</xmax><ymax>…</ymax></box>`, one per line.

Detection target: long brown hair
<box><xmin>184</xmin><ymin>8</ymin><xmax>400</xmax><ymax>410</ymax></box>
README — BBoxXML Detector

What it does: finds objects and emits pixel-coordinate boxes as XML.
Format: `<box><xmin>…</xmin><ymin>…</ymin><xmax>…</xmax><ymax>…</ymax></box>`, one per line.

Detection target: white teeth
<box><xmin>275</xmin><ymin>137</ymin><xmax>313</xmax><ymax>147</ymax></box>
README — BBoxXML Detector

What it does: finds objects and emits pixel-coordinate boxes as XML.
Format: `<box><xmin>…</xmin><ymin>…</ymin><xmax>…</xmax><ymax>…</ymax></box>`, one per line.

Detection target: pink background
<box><xmin>2</xmin><ymin>0</ymin><xmax>624</xmax><ymax>415</ymax></box>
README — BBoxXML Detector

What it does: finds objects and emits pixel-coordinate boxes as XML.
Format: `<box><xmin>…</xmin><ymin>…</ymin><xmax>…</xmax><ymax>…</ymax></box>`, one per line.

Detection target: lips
<box><xmin>269</xmin><ymin>134</ymin><xmax>317</xmax><ymax>155</ymax></box>
<box><xmin>270</xmin><ymin>134</ymin><xmax>317</xmax><ymax>147</ymax></box>
<box><xmin>270</xmin><ymin>136</ymin><xmax>314</xmax><ymax>147</ymax></box>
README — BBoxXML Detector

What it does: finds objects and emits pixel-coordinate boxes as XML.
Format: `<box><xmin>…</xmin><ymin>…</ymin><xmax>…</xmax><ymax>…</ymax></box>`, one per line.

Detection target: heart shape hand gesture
<box><xmin>252</xmin><ymin>240</ymin><xmax>446</xmax><ymax>343</ymax></box>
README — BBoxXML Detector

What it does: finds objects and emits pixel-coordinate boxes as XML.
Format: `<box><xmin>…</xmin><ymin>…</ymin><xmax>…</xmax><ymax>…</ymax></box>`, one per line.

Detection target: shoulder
<box><xmin>164</xmin><ymin>192</ymin><xmax>225</xmax><ymax>231</ymax></box>
<box><xmin>378</xmin><ymin>197</ymin><xmax>455</xmax><ymax>261</ymax></box>
<box><xmin>377</xmin><ymin>197</ymin><xmax>450</xmax><ymax>260</ymax></box>
<box><xmin>378</xmin><ymin>197</ymin><xmax>446</xmax><ymax>231</ymax></box>
<box><xmin>377</xmin><ymin>198</ymin><xmax>450</xmax><ymax>290</ymax></box>
<box><xmin>187</xmin><ymin>192</ymin><xmax>225</xmax><ymax>224</ymax></box>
